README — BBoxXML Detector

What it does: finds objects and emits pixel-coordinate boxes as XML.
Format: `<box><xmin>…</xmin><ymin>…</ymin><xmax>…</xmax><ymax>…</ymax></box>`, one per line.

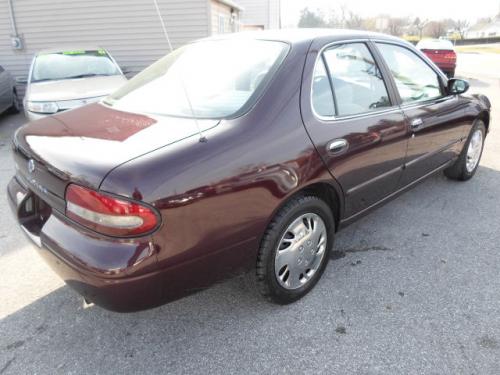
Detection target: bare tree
<box><xmin>345</xmin><ymin>11</ymin><xmax>363</xmax><ymax>29</ymax></box>
<box><xmin>297</xmin><ymin>8</ymin><xmax>327</xmax><ymax>28</ymax></box>
<box><xmin>361</xmin><ymin>17</ymin><xmax>378</xmax><ymax>32</ymax></box>
<box><xmin>454</xmin><ymin>19</ymin><xmax>469</xmax><ymax>39</ymax></box>
<box><xmin>387</xmin><ymin>17</ymin><xmax>406</xmax><ymax>36</ymax></box>
<box><xmin>414</xmin><ymin>17</ymin><xmax>428</xmax><ymax>39</ymax></box>
<box><xmin>425</xmin><ymin>21</ymin><xmax>446</xmax><ymax>38</ymax></box>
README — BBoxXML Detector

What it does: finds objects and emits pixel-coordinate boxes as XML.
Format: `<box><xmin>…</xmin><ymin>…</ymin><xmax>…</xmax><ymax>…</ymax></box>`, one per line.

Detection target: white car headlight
<box><xmin>26</xmin><ymin>101</ymin><xmax>59</xmax><ymax>114</ymax></box>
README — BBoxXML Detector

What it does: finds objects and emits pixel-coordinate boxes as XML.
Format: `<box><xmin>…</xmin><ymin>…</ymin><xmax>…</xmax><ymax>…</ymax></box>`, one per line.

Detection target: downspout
<box><xmin>7</xmin><ymin>0</ymin><xmax>19</xmax><ymax>36</ymax></box>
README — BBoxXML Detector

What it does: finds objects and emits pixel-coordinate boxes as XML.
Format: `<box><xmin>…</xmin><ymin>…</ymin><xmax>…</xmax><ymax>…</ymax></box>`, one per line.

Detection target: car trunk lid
<box><xmin>13</xmin><ymin>103</ymin><xmax>219</xmax><ymax>212</ymax></box>
<box><xmin>421</xmin><ymin>49</ymin><xmax>457</xmax><ymax>64</ymax></box>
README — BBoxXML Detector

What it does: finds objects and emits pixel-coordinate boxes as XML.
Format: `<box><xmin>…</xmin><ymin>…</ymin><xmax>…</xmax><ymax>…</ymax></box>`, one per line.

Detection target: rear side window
<box><xmin>311</xmin><ymin>58</ymin><xmax>335</xmax><ymax>117</ymax></box>
<box><xmin>376</xmin><ymin>43</ymin><xmax>442</xmax><ymax>104</ymax></box>
<box><xmin>312</xmin><ymin>43</ymin><xmax>391</xmax><ymax>118</ymax></box>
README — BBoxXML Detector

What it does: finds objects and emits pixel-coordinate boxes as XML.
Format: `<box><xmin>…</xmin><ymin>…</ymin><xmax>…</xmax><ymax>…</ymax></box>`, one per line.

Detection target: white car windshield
<box><xmin>31</xmin><ymin>49</ymin><xmax>121</xmax><ymax>82</ymax></box>
<box><xmin>104</xmin><ymin>39</ymin><xmax>288</xmax><ymax>119</ymax></box>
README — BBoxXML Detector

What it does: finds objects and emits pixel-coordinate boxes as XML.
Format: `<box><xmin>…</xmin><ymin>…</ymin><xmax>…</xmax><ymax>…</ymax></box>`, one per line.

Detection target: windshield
<box><xmin>31</xmin><ymin>50</ymin><xmax>121</xmax><ymax>82</ymax></box>
<box><xmin>104</xmin><ymin>39</ymin><xmax>288</xmax><ymax>119</ymax></box>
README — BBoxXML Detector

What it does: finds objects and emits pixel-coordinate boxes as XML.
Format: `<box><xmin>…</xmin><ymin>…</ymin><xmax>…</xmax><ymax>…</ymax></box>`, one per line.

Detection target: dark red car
<box><xmin>417</xmin><ymin>39</ymin><xmax>457</xmax><ymax>78</ymax></box>
<box><xmin>8</xmin><ymin>30</ymin><xmax>491</xmax><ymax>312</ymax></box>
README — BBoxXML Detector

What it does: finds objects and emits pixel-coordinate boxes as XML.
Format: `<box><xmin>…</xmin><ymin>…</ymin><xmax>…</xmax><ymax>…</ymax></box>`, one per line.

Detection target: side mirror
<box><xmin>448</xmin><ymin>78</ymin><xmax>469</xmax><ymax>95</ymax></box>
<box><xmin>16</xmin><ymin>76</ymin><xmax>28</xmax><ymax>84</ymax></box>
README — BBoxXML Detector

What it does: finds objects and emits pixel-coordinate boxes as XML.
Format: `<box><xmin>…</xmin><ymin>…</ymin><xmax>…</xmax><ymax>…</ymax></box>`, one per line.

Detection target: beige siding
<box><xmin>238</xmin><ymin>0</ymin><xmax>279</xmax><ymax>29</ymax></box>
<box><xmin>0</xmin><ymin>0</ymin><xmax>209</xmax><ymax>92</ymax></box>
<box><xmin>210</xmin><ymin>0</ymin><xmax>239</xmax><ymax>34</ymax></box>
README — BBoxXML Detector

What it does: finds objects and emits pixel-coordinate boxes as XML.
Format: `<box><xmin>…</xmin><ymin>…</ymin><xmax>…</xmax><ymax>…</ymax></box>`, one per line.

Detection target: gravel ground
<box><xmin>0</xmin><ymin>53</ymin><xmax>499</xmax><ymax>374</ymax></box>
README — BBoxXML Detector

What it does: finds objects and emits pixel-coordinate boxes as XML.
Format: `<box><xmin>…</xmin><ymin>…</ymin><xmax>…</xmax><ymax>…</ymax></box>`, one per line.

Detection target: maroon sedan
<box><xmin>8</xmin><ymin>30</ymin><xmax>491</xmax><ymax>311</ymax></box>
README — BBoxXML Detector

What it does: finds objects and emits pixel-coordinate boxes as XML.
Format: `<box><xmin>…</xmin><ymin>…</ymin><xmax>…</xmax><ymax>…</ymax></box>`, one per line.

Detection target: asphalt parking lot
<box><xmin>1</xmin><ymin>52</ymin><xmax>499</xmax><ymax>374</ymax></box>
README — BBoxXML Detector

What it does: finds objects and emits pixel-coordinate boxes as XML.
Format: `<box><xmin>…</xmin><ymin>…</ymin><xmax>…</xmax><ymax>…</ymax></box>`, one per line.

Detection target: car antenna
<box><xmin>153</xmin><ymin>0</ymin><xmax>207</xmax><ymax>143</ymax></box>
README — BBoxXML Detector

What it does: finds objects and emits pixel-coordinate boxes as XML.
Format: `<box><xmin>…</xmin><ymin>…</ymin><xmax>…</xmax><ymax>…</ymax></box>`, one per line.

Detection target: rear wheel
<box><xmin>256</xmin><ymin>195</ymin><xmax>335</xmax><ymax>304</ymax></box>
<box><xmin>444</xmin><ymin>120</ymin><xmax>486</xmax><ymax>181</ymax></box>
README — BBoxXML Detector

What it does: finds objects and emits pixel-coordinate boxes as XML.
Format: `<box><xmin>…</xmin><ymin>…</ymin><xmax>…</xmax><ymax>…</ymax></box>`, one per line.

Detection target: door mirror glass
<box><xmin>448</xmin><ymin>78</ymin><xmax>469</xmax><ymax>95</ymax></box>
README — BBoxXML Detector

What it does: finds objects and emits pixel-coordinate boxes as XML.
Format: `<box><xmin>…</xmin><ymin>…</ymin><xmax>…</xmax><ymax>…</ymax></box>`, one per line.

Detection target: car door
<box><xmin>0</xmin><ymin>65</ymin><xmax>10</xmax><ymax>112</ymax></box>
<box><xmin>301</xmin><ymin>39</ymin><xmax>408</xmax><ymax>219</ymax></box>
<box><xmin>374</xmin><ymin>42</ymin><xmax>468</xmax><ymax>186</ymax></box>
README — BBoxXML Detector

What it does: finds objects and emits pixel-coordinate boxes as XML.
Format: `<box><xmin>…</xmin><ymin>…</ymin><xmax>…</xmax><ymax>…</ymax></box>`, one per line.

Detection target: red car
<box><xmin>8</xmin><ymin>30</ymin><xmax>490</xmax><ymax>311</ymax></box>
<box><xmin>417</xmin><ymin>39</ymin><xmax>457</xmax><ymax>78</ymax></box>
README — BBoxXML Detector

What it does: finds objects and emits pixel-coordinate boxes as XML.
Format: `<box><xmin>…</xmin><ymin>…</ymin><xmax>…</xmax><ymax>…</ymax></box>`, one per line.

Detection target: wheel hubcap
<box><xmin>466</xmin><ymin>129</ymin><xmax>483</xmax><ymax>173</ymax></box>
<box><xmin>274</xmin><ymin>213</ymin><xmax>327</xmax><ymax>290</ymax></box>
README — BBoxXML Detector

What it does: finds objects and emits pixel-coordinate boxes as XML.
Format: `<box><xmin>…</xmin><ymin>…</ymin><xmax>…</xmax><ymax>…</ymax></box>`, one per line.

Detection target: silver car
<box><xmin>22</xmin><ymin>47</ymin><xmax>128</xmax><ymax>121</ymax></box>
<box><xmin>0</xmin><ymin>65</ymin><xmax>20</xmax><ymax>115</ymax></box>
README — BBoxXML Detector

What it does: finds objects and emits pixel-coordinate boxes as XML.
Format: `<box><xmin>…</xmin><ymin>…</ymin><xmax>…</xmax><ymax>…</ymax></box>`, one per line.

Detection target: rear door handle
<box><xmin>327</xmin><ymin>139</ymin><xmax>349</xmax><ymax>154</ymax></box>
<box><xmin>411</xmin><ymin>118</ymin><xmax>424</xmax><ymax>130</ymax></box>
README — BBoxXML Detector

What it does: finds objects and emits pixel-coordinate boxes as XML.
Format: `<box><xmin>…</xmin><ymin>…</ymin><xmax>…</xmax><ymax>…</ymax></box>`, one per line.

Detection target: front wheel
<box><xmin>444</xmin><ymin>120</ymin><xmax>486</xmax><ymax>181</ymax></box>
<box><xmin>256</xmin><ymin>195</ymin><xmax>335</xmax><ymax>304</ymax></box>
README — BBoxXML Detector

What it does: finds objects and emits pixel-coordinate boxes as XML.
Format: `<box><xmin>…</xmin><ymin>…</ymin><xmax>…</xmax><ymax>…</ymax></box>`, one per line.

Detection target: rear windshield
<box><xmin>31</xmin><ymin>50</ymin><xmax>121</xmax><ymax>82</ymax></box>
<box><xmin>416</xmin><ymin>39</ymin><xmax>454</xmax><ymax>50</ymax></box>
<box><xmin>104</xmin><ymin>39</ymin><xmax>289</xmax><ymax>119</ymax></box>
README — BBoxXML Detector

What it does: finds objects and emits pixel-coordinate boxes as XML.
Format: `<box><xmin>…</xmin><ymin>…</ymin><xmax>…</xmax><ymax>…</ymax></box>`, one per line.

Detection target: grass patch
<box><xmin>456</xmin><ymin>45</ymin><xmax>500</xmax><ymax>54</ymax></box>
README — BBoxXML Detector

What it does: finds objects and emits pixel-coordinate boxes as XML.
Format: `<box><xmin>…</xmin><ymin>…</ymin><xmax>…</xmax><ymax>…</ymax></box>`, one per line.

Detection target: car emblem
<box><xmin>28</xmin><ymin>159</ymin><xmax>35</xmax><ymax>174</ymax></box>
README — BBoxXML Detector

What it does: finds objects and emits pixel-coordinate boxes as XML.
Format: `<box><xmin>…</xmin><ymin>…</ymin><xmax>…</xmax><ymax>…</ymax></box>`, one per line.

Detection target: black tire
<box><xmin>256</xmin><ymin>195</ymin><xmax>335</xmax><ymax>304</ymax></box>
<box><xmin>447</xmin><ymin>70</ymin><xmax>455</xmax><ymax>78</ymax></box>
<box><xmin>8</xmin><ymin>90</ymin><xmax>20</xmax><ymax>114</ymax></box>
<box><xmin>444</xmin><ymin>120</ymin><xmax>486</xmax><ymax>181</ymax></box>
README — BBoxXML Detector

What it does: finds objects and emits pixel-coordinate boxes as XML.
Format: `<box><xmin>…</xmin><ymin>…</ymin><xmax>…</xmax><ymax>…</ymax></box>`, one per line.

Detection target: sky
<box><xmin>281</xmin><ymin>0</ymin><xmax>500</xmax><ymax>27</ymax></box>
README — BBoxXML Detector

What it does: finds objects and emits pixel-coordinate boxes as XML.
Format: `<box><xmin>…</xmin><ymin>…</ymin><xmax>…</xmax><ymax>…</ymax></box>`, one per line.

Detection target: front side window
<box><xmin>313</xmin><ymin>43</ymin><xmax>391</xmax><ymax>117</ymax></box>
<box><xmin>105</xmin><ymin>40</ymin><xmax>288</xmax><ymax>119</ymax></box>
<box><xmin>376</xmin><ymin>43</ymin><xmax>442</xmax><ymax>104</ymax></box>
<box><xmin>31</xmin><ymin>50</ymin><xmax>121</xmax><ymax>82</ymax></box>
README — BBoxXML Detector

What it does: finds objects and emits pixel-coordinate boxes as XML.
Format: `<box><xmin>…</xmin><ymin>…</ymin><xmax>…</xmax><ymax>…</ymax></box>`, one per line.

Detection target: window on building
<box><xmin>218</xmin><ymin>15</ymin><xmax>226</xmax><ymax>33</ymax></box>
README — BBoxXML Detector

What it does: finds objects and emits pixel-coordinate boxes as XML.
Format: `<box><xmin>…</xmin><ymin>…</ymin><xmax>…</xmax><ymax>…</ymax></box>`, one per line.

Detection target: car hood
<box><xmin>27</xmin><ymin>75</ymin><xmax>127</xmax><ymax>101</ymax></box>
<box><xmin>14</xmin><ymin>103</ymin><xmax>219</xmax><ymax>194</ymax></box>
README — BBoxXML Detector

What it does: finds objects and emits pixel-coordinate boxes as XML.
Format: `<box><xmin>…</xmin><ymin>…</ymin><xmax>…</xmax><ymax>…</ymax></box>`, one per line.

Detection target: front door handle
<box><xmin>411</xmin><ymin>118</ymin><xmax>424</xmax><ymax>130</ymax></box>
<box><xmin>328</xmin><ymin>139</ymin><xmax>349</xmax><ymax>154</ymax></box>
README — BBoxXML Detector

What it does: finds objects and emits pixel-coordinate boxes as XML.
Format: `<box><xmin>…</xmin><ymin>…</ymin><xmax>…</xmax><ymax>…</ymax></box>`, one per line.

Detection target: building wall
<box><xmin>467</xmin><ymin>24</ymin><xmax>500</xmax><ymax>38</ymax></box>
<box><xmin>0</xmin><ymin>0</ymin><xmax>209</xmax><ymax>84</ymax></box>
<box><xmin>210</xmin><ymin>0</ymin><xmax>240</xmax><ymax>34</ymax></box>
<box><xmin>237</xmin><ymin>0</ymin><xmax>279</xmax><ymax>29</ymax></box>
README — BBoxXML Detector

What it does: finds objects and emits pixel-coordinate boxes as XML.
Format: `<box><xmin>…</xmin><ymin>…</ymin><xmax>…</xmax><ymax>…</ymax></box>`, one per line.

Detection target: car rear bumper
<box><xmin>434</xmin><ymin>62</ymin><xmax>456</xmax><ymax>73</ymax></box>
<box><xmin>7</xmin><ymin>176</ymin><xmax>166</xmax><ymax>312</ymax></box>
<box><xmin>8</xmin><ymin>174</ymin><xmax>256</xmax><ymax>311</ymax></box>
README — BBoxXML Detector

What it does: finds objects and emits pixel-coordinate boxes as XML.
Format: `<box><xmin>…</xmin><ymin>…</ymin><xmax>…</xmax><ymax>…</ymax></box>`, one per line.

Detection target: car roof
<box><xmin>36</xmin><ymin>46</ymin><xmax>107</xmax><ymax>55</ymax></box>
<box><xmin>202</xmin><ymin>28</ymin><xmax>404</xmax><ymax>45</ymax></box>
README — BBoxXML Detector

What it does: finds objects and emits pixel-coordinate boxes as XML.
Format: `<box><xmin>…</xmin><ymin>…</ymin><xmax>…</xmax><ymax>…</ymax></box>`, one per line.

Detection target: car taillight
<box><xmin>443</xmin><ymin>51</ymin><xmax>456</xmax><ymax>60</ymax></box>
<box><xmin>65</xmin><ymin>184</ymin><xmax>159</xmax><ymax>237</ymax></box>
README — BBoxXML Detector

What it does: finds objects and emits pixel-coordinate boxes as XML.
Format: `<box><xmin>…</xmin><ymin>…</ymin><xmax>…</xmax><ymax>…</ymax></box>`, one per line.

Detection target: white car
<box><xmin>22</xmin><ymin>47</ymin><xmax>128</xmax><ymax>121</ymax></box>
